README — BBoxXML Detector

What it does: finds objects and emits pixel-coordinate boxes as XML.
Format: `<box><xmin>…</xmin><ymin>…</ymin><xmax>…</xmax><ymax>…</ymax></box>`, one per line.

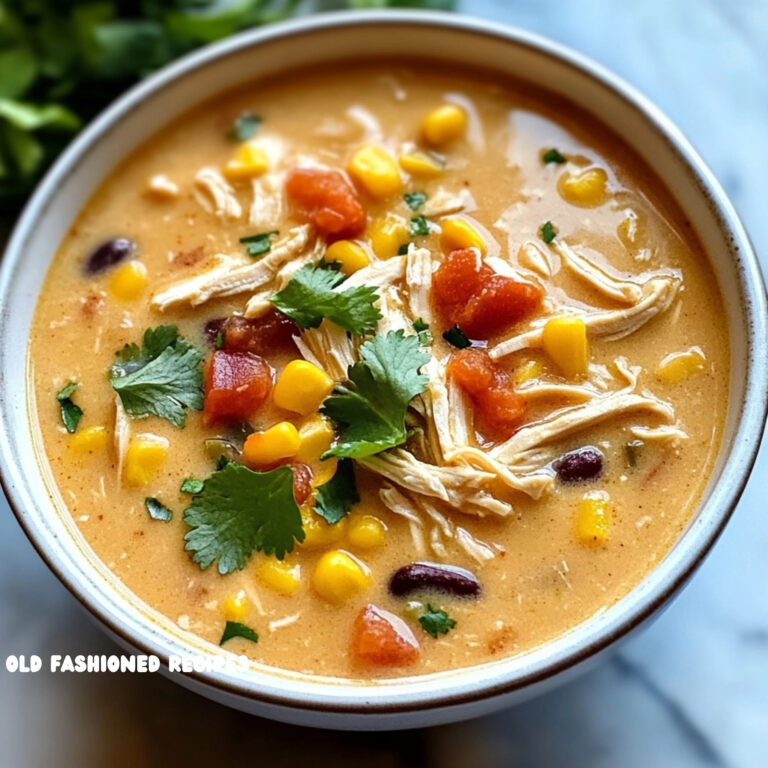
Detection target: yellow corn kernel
<box><xmin>576</xmin><ymin>491</ymin><xmax>612</xmax><ymax>544</ymax></box>
<box><xmin>420</xmin><ymin>104</ymin><xmax>467</xmax><ymax>146</ymax></box>
<box><xmin>542</xmin><ymin>316</ymin><xmax>589</xmax><ymax>379</ymax></box>
<box><xmin>221</xmin><ymin>592</ymin><xmax>249</xmax><ymax>622</ymax></box>
<box><xmin>347</xmin><ymin>515</ymin><xmax>387</xmax><ymax>550</ymax></box>
<box><xmin>557</xmin><ymin>167</ymin><xmax>608</xmax><ymax>207</ymax></box>
<box><xmin>368</xmin><ymin>213</ymin><xmax>409</xmax><ymax>259</ymax></box>
<box><xmin>273</xmin><ymin>360</ymin><xmax>334</xmax><ymax>416</ymax></box>
<box><xmin>515</xmin><ymin>359</ymin><xmax>544</xmax><ymax>384</ymax></box>
<box><xmin>311</xmin><ymin>549</ymin><xmax>371</xmax><ymax>605</ymax></box>
<box><xmin>399</xmin><ymin>151</ymin><xmax>443</xmax><ymax>178</ymax></box>
<box><xmin>439</xmin><ymin>217</ymin><xmax>486</xmax><ymax>254</ymax></box>
<box><xmin>109</xmin><ymin>261</ymin><xmax>147</xmax><ymax>301</ymax></box>
<box><xmin>223</xmin><ymin>142</ymin><xmax>269</xmax><ymax>181</ymax></box>
<box><xmin>124</xmin><ymin>434</ymin><xmax>169</xmax><ymax>486</ymax></box>
<box><xmin>243</xmin><ymin>422</ymin><xmax>300</xmax><ymax>467</ymax></box>
<box><xmin>312</xmin><ymin>458</ymin><xmax>338</xmax><ymax>487</ymax></box>
<box><xmin>300</xmin><ymin>506</ymin><xmax>348</xmax><ymax>549</ymax></box>
<box><xmin>655</xmin><ymin>348</ymin><xmax>706</xmax><ymax>385</ymax></box>
<box><xmin>256</xmin><ymin>558</ymin><xmax>301</xmax><ymax>596</ymax></box>
<box><xmin>324</xmin><ymin>240</ymin><xmax>370</xmax><ymax>275</ymax></box>
<box><xmin>296</xmin><ymin>416</ymin><xmax>335</xmax><ymax>463</ymax></box>
<box><xmin>69</xmin><ymin>425</ymin><xmax>108</xmax><ymax>454</ymax></box>
<box><xmin>348</xmin><ymin>145</ymin><xmax>402</xmax><ymax>198</ymax></box>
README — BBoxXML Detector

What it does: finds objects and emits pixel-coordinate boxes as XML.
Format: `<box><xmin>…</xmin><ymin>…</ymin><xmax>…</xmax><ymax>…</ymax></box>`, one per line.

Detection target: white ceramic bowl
<box><xmin>0</xmin><ymin>11</ymin><xmax>765</xmax><ymax>730</ymax></box>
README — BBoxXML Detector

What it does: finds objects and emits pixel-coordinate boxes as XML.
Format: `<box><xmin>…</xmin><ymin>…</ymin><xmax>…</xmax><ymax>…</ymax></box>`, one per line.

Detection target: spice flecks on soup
<box><xmin>30</xmin><ymin>65</ymin><xmax>728</xmax><ymax>678</ymax></box>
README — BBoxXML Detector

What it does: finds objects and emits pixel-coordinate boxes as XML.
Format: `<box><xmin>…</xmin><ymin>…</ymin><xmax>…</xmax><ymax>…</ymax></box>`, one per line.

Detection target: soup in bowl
<box><xmin>1</xmin><ymin>13</ymin><xmax>765</xmax><ymax>728</ymax></box>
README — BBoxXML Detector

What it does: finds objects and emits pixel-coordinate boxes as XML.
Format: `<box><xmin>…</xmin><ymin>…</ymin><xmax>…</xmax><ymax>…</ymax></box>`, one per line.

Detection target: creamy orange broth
<box><xmin>30</xmin><ymin>64</ymin><xmax>728</xmax><ymax>678</ymax></box>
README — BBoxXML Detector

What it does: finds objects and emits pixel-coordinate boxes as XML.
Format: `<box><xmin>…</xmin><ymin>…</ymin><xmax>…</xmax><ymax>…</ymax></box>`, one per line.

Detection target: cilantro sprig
<box><xmin>56</xmin><ymin>381</ymin><xmax>83</xmax><ymax>433</ymax></box>
<box><xmin>109</xmin><ymin>326</ymin><xmax>204</xmax><ymax>428</ymax></box>
<box><xmin>542</xmin><ymin>148</ymin><xmax>567</xmax><ymax>164</ymax></box>
<box><xmin>419</xmin><ymin>604</ymin><xmax>457</xmax><ymax>638</ymax></box>
<box><xmin>240</xmin><ymin>230</ymin><xmax>277</xmax><ymax>258</ymax></box>
<box><xmin>540</xmin><ymin>221</ymin><xmax>557</xmax><ymax>244</ymax></box>
<box><xmin>228</xmin><ymin>111</ymin><xmax>261</xmax><ymax>142</ymax></box>
<box><xmin>404</xmin><ymin>191</ymin><xmax>427</xmax><ymax>211</ymax></box>
<box><xmin>220</xmin><ymin>621</ymin><xmax>259</xmax><ymax>646</ymax></box>
<box><xmin>183</xmin><ymin>463</ymin><xmax>304</xmax><ymax>575</ymax></box>
<box><xmin>145</xmin><ymin>497</ymin><xmax>172</xmax><ymax>522</ymax></box>
<box><xmin>321</xmin><ymin>331</ymin><xmax>429</xmax><ymax>459</ymax></box>
<box><xmin>271</xmin><ymin>265</ymin><xmax>381</xmax><ymax>334</ymax></box>
<box><xmin>314</xmin><ymin>458</ymin><xmax>359</xmax><ymax>525</ymax></box>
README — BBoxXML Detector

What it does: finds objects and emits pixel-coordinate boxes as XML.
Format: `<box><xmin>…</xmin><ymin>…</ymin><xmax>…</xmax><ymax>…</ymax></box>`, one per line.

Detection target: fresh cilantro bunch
<box><xmin>0</xmin><ymin>0</ymin><xmax>453</xmax><ymax>211</ymax></box>
<box><xmin>322</xmin><ymin>330</ymin><xmax>429</xmax><ymax>459</ymax></box>
<box><xmin>183</xmin><ymin>463</ymin><xmax>304</xmax><ymax>574</ymax></box>
<box><xmin>271</xmin><ymin>264</ymin><xmax>382</xmax><ymax>334</ymax></box>
<box><xmin>110</xmin><ymin>325</ymin><xmax>203</xmax><ymax>428</ymax></box>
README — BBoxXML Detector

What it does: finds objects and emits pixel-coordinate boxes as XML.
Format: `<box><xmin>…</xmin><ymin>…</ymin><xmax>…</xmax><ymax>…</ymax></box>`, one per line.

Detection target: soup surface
<box><xmin>30</xmin><ymin>63</ymin><xmax>728</xmax><ymax>679</ymax></box>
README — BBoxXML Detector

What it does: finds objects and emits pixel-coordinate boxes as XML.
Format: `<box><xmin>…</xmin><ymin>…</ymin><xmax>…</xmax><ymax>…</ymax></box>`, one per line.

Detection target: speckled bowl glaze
<box><xmin>0</xmin><ymin>11</ymin><xmax>765</xmax><ymax>730</ymax></box>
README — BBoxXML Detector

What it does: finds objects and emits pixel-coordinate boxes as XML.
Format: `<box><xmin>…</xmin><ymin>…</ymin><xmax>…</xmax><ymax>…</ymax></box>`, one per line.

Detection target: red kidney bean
<box><xmin>84</xmin><ymin>237</ymin><xmax>136</xmax><ymax>274</ymax></box>
<box><xmin>553</xmin><ymin>446</ymin><xmax>604</xmax><ymax>483</ymax></box>
<box><xmin>389</xmin><ymin>562</ymin><xmax>480</xmax><ymax>598</ymax></box>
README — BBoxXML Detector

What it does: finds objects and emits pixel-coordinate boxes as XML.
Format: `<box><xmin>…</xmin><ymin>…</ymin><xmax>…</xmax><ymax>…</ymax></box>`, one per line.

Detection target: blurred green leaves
<box><xmin>0</xmin><ymin>0</ymin><xmax>453</xmax><ymax>210</ymax></box>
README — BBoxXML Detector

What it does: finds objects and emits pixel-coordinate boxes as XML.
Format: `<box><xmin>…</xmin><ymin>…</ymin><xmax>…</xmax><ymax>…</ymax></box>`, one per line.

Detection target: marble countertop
<box><xmin>1</xmin><ymin>1</ymin><xmax>766</xmax><ymax>765</ymax></box>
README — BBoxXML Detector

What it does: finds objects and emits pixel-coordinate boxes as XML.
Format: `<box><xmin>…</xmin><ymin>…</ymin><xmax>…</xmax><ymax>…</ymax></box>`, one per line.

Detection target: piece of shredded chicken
<box><xmin>193</xmin><ymin>167</ymin><xmax>242</xmax><ymax>220</ymax></box>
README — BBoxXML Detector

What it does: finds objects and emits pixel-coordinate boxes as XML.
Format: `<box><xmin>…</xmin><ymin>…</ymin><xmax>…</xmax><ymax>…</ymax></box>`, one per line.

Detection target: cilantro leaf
<box><xmin>413</xmin><ymin>318</ymin><xmax>433</xmax><ymax>346</ymax></box>
<box><xmin>56</xmin><ymin>381</ymin><xmax>83</xmax><ymax>433</ymax></box>
<box><xmin>271</xmin><ymin>265</ymin><xmax>381</xmax><ymax>334</ymax></box>
<box><xmin>419</xmin><ymin>604</ymin><xmax>456</xmax><ymax>638</ymax></box>
<box><xmin>180</xmin><ymin>477</ymin><xmax>204</xmax><ymax>495</ymax></box>
<box><xmin>183</xmin><ymin>463</ymin><xmax>304</xmax><ymax>575</ymax></box>
<box><xmin>110</xmin><ymin>326</ymin><xmax>204</xmax><ymax>428</ymax></box>
<box><xmin>145</xmin><ymin>497</ymin><xmax>172</xmax><ymax>522</ymax></box>
<box><xmin>314</xmin><ymin>459</ymin><xmax>359</xmax><ymax>525</ymax></box>
<box><xmin>321</xmin><ymin>331</ymin><xmax>429</xmax><ymax>459</ymax></box>
<box><xmin>404</xmin><ymin>191</ymin><xmax>427</xmax><ymax>211</ymax></box>
<box><xmin>228</xmin><ymin>111</ymin><xmax>261</xmax><ymax>142</ymax></box>
<box><xmin>540</xmin><ymin>221</ymin><xmax>557</xmax><ymax>244</ymax></box>
<box><xmin>397</xmin><ymin>243</ymin><xmax>411</xmax><ymax>255</ymax></box>
<box><xmin>220</xmin><ymin>621</ymin><xmax>259</xmax><ymax>645</ymax></box>
<box><xmin>442</xmin><ymin>325</ymin><xmax>471</xmax><ymax>349</ymax></box>
<box><xmin>410</xmin><ymin>215</ymin><xmax>430</xmax><ymax>237</ymax></box>
<box><xmin>542</xmin><ymin>148</ymin><xmax>567</xmax><ymax>164</ymax></box>
<box><xmin>240</xmin><ymin>230</ymin><xmax>278</xmax><ymax>258</ymax></box>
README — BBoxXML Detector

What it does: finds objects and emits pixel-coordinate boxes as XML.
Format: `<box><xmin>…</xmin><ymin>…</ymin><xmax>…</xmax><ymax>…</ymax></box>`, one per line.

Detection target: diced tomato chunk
<box><xmin>432</xmin><ymin>248</ymin><xmax>543</xmax><ymax>339</ymax></box>
<box><xmin>292</xmin><ymin>462</ymin><xmax>314</xmax><ymax>505</ymax></box>
<box><xmin>203</xmin><ymin>350</ymin><xmax>272</xmax><ymax>426</ymax></box>
<box><xmin>285</xmin><ymin>168</ymin><xmax>366</xmax><ymax>239</ymax></box>
<box><xmin>458</xmin><ymin>275</ymin><xmax>543</xmax><ymax>339</ymax></box>
<box><xmin>351</xmin><ymin>604</ymin><xmax>420</xmax><ymax>666</ymax></box>
<box><xmin>432</xmin><ymin>248</ymin><xmax>492</xmax><ymax>326</ymax></box>
<box><xmin>206</xmin><ymin>310</ymin><xmax>298</xmax><ymax>355</ymax></box>
<box><xmin>447</xmin><ymin>348</ymin><xmax>526</xmax><ymax>438</ymax></box>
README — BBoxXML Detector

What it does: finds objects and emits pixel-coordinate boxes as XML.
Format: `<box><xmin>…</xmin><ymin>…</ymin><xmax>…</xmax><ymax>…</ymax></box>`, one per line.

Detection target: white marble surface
<box><xmin>1</xmin><ymin>1</ymin><xmax>767</xmax><ymax>765</ymax></box>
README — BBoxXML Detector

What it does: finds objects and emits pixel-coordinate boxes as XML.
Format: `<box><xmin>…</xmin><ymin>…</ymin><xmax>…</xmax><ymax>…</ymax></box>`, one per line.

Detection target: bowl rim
<box><xmin>1</xmin><ymin>9</ymin><xmax>766</xmax><ymax>716</ymax></box>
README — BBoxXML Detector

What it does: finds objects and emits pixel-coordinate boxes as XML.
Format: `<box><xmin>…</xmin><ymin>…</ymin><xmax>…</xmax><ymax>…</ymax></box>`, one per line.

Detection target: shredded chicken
<box><xmin>249</xmin><ymin>172</ymin><xmax>284</xmax><ymax>230</ymax></box>
<box><xmin>114</xmin><ymin>395</ymin><xmax>130</xmax><ymax>484</ymax></box>
<box><xmin>151</xmin><ymin>226</ymin><xmax>312</xmax><ymax>311</ymax></box>
<box><xmin>421</xmin><ymin>187</ymin><xmax>476</xmax><ymax>218</ymax></box>
<box><xmin>517</xmin><ymin>241</ymin><xmax>554</xmax><ymax>279</ymax></box>
<box><xmin>193</xmin><ymin>167</ymin><xmax>242</xmax><ymax>220</ymax></box>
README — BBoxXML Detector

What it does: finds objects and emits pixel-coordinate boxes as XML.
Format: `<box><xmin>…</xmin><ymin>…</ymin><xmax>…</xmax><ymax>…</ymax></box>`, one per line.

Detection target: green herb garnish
<box><xmin>228</xmin><ymin>111</ymin><xmax>261</xmax><ymax>142</ymax></box>
<box><xmin>442</xmin><ymin>325</ymin><xmax>471</xmax><ymax>349</ymax></box>
<box><xmin>410</xmin><ymin>215</ymin><xmax>430</xmax><ymax>237</ymax></box>
<box><xmin>542</xmin><ymin>148</ymin><xmax>567</xmax><ymax>164</ymax></box>
<box><xmin>419</xmin><ymin>604</ymin><xmax>456</xmax><ymax>639</ymax></box>
<box><xmin>180</xmin><ymin>477</ymin><xmax>205</xmax><ymax>495</ymax></box>
<box><xmin>397</xmin><ymin>243</ymin><xmax>411</xmax><ymax>255</ymax></box>
<box><xmin>404</xmin><ymin>191</ymin><xmax>427</xmax><ymax>211</ymax></box>
<box><xmin>413</xmin><ymin>318</ymin><xmax>433</xmax><ymax>346</ymax></box>
<box><xmin>271</xmin><ymin>265</ymin><xmax>381</xmax><ymax>334</ymax></box>
<box><xmin>321</xmin><ymin>331</ymin><xmax>429</xmax><ymax>460</ymax></box>
<box><xmin>183</xmin><ymin>463</ymin><xmax>304</xmax><ymax>574</ymax></box>
<box><xmin>314</xmin><ymin>458</ymin><xmax>359</xmax><ymax>525</ymax></box>
<box><xmin>109</xmin><ymin>326</ymin><xmax>204</xmax><ymax>428</ymax></box>
<box><xmin>56</xmin><ymin>381</ymin><xmax>83</xmax><ymax>433</ymax></box>
<box><xmin>220</xmin><ymin>621</ymin><xmax>259</xmax><ymax>646</ymax></box>
<box><xmin>145</xmin><ymin>497</ymin><xmax>172</xmax><ymax>522</ymax></box>
<box><xmin>240</xmin><ymin>230</ymin><xmax>278</xmax><ymax>258</ymax></box>
<box><xmin>625</xmin><ymin>440</ymin><xmax>645</xmax><ymax>468</ymax></box>
<box><xmin>540</xmin><ymin>221</ymin><xmax>557</xmax><ymax>244</ymax></box>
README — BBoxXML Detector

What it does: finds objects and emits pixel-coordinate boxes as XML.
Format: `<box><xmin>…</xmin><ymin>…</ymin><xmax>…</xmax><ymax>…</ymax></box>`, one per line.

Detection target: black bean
<box><xmin>389</xmin><ymin>562</ymin><xmax>481</xmax><ymax>598</ymax></box>
<box><xmin>204</xmin><ymin>318</ymin><xmax>226</xmax><ymax>345</ymax></box>
<box><xmin>553</xmin><ymin>446</ymin><xmax>604</xmax><ymax>483</ymax></box>
<box><xmin>84</xmin><ymin>238</ymin><xmax>137</xmax><ymax>275</ymax></box>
